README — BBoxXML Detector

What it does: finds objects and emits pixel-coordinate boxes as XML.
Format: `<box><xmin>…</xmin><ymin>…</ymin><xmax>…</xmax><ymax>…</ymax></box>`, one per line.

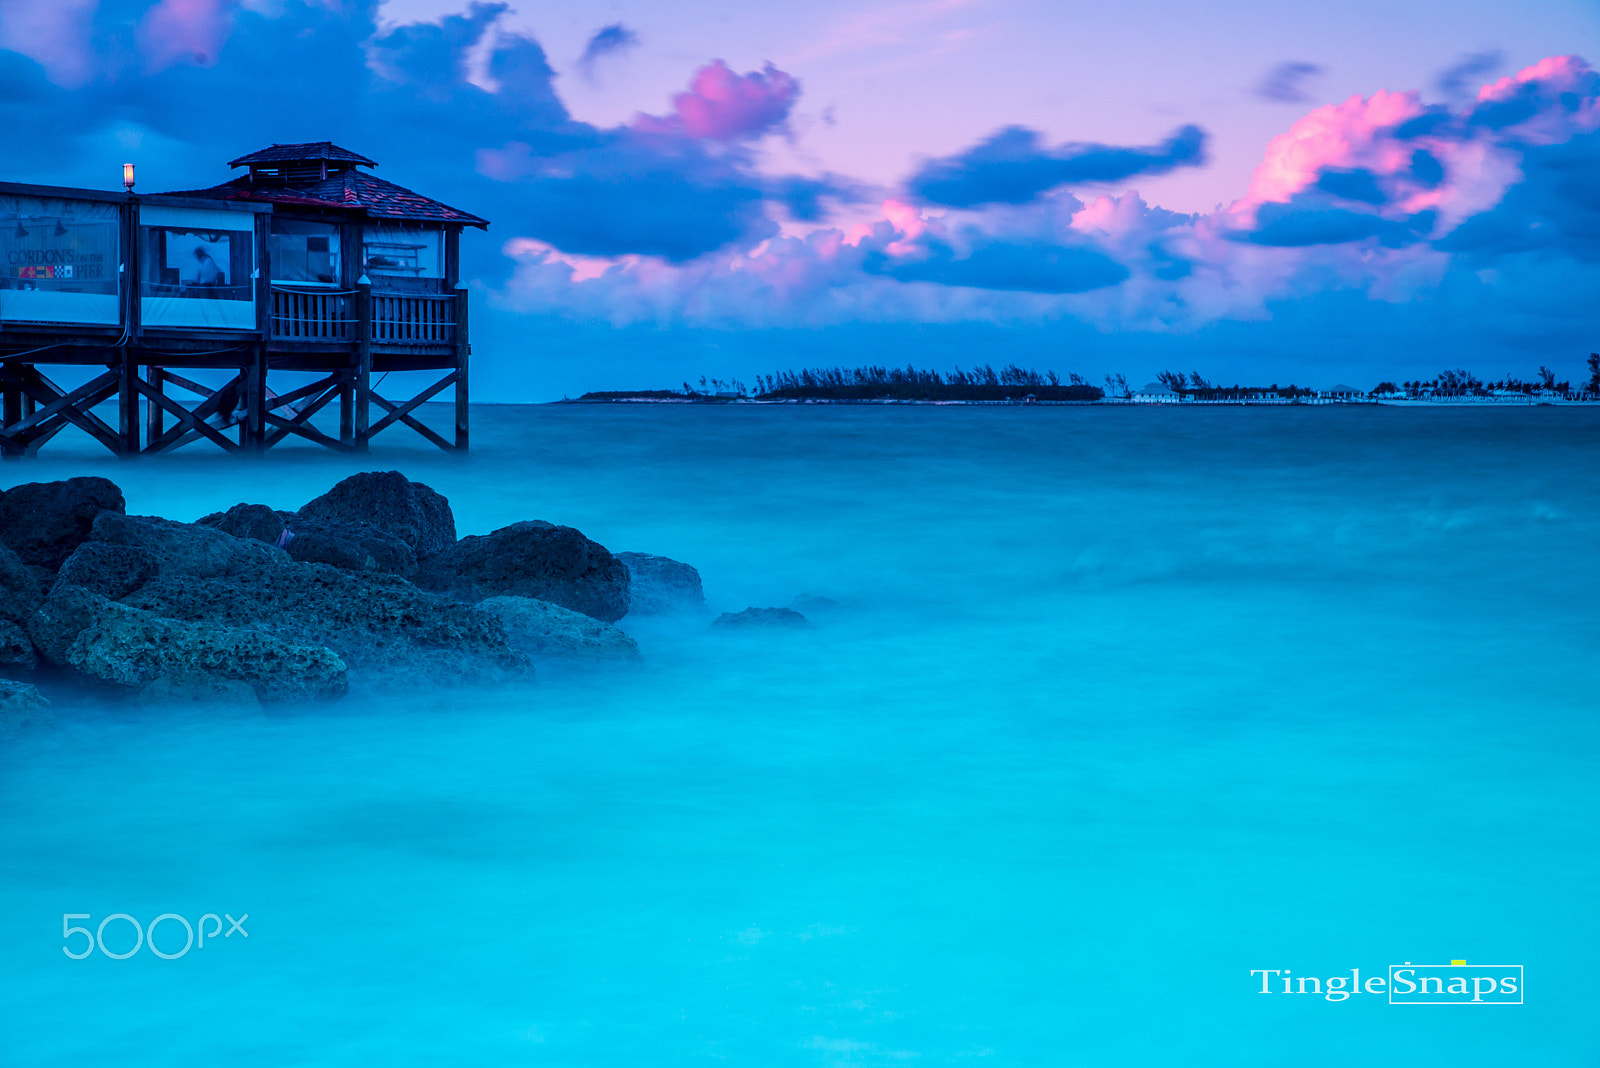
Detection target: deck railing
<box><xmin>270</xmin><ymin>286</ymin><xmax>457</xmax><ymax>346</ymax></box>
<box><xmin>270</xmin><ymin>287</ymin><xmax>355</xmax><ymax>342</ymax></box>
<box><xmin>371</xmin><ymin>292</ymin><xmax>457</xmax><ymax>344</ymax></box>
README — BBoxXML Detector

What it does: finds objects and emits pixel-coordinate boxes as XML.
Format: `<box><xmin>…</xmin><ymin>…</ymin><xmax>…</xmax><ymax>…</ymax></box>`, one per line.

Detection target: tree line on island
<box><xmin>573</xmin><ymin>354</ymin><xmax>1600</xmax><ymax>403</ymax></box>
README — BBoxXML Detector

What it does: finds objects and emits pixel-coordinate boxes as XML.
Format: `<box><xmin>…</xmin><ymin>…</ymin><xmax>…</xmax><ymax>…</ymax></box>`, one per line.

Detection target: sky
<box><xmin>1</xmin><ymin>0</ymin><xmax>1598</xmax><ymax>399</ymax></box>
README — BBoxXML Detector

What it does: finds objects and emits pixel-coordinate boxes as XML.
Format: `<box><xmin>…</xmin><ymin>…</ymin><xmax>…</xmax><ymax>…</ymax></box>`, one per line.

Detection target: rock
<box><xmin>197</xmin><ymin>503</ymin><xmax>290</xmax><ymax>544</ymax></box>
<box><xmin>420</xmin><ymin>520</ymin><xmax>630</xmax><ymax>623</ymax></box>
<box><xmin>123</xmin><ymin>562</ymin><xmax>530</xmax><ymax>688</ymax></box>
<box><xmin>52</xmin><ymin>542</ymin><xmax>156</xmax><ymax>599</ymax></box>
<box><xmin>0</xmin><ymin>678</ymin><xmax>51</xmax><ymax>738</ymax></box>
<box><xmin>26</xmin><ymin>584</ymin><xmax>104</xmax><ymax>667</ymax></box>
<box><xmin>0</xmin><ymin>619</ymin><xmax>37</xmax><ymax>672</ymax></box>
<box><xmin>137</xmin><ymin>673</ymin><xmax>263</xmax><ymax>712</ymax></box>
<box><xmin>616</xmin><ymin>552</ymin><xmax>707</xmax><ymax>616</ymax></box>
<box><xmin>479</xmin><ymin>596</ymin><xmax>641</xmax><ymax>661</ymax></box>
<box><xmin>89</xmin><ymin>513</ymin><xmax>287</xmax><ymax>579</ymax></box>
<box><xmin>789</xmin><ymin>594</ymin><xmax>839</xmax><ymax>615</ymax></box>
<box><xmin>199</xmin><ymin>501</ymin><xmax>418</xmax><ymax>578</ymax></box>
<box><xmin>0</xmin><ymin>541</ymin><xmax>43</xmax><ymax>623</ymax></box>
<box><xmin>711</xmin><ymin>607</ymin><xmax>812</xmax><ymax>630</ymax></box>
<box><xmin>65</xmin><ymin>597</ymin><xmax>348</xmax><ymax>701</ymax></box>
<box><xmin>0</xmin><ymin>476</ymin><xmax>125</xmax><ymax>568</ymax></box>
<box><xmin>280</xmin><ymin>520</ymin><xmax>417</xmax><ymax>578</ymax></box>
<box><xmin>295</xmin><ymin>471</ymin><xmax>456</xmax><ymax>560</ymax></box>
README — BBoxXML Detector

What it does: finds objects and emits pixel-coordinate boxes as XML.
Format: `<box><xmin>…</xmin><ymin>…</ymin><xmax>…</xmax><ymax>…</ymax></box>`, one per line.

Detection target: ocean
<box><xmin>2</xmin><ymin>403</ymin><xmax>1597</xmax><ymax>1065</ymax></box>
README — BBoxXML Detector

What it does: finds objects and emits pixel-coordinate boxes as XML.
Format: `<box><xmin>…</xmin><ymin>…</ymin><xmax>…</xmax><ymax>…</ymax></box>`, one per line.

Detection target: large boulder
<box><xmin>280</xmin><ymin>520</ymin><xmax>417</xmax><ymax>578</ymax></box>
<box><xmin>0</xmin><ymin>476</ymin><xmax>125</xmax><ymax>568</ymax></box>
<box><xmin>25</xmin><ymin>583</ymin><xmax>103</xmax><ymax>667</ymax></box>
<box><xmin>197</xmin><ymin>503</ymin><xmax>289</xmax><ymax>544</ymax></box>
<box><xmin>616</xmin><ymin>552</ymin><xmax>707</xmax><ymax>616</ymax></box>
<box><xmin>0</xmin><ymin>541</ymin><xmax>43</xmax><ymax>624</ymax></box>
<box><xmin>123</xmin><ymin>562</ymin><xmax>530</xmax><ymax>688</ymax></box>
<box><xmin>28</xmin><ymin>584</ymin><xmax>346</xmax><ymax>700</ymax></box>
<box><xmin>0</xmin><ymin>619</ymin><xmax>37</xmax><ymax>672</ymax></box>
<box><xmin>53</xmin><ymin>542</ymin><xmax>156</xmax><ymax>599</ymax></box>
<box><xmin>89</xmin><ymin>513</ymin><xmax>287</xmax><ymax>579</ymax></box>
<box><xmin>295</xmin><ymin>471</ymin><xmax>456</xmax><ymax>561</ymax></box>
<box><xmin>0</xmin><ymin>678</ymin><xmax>51</xmax><ymax>738</ymax></box>
<box><xmin>421</xmin><ymin>521</ymin><xmax>630</xmax><ymax>623</ymax></box>
<box><xmin>479</xmin><ymin>596</ymin><xmax>640</xmax><ymax>661</ymax></box>
<box><xmin>199</xmin><ymin>501</ymin><xmax>416</xmax><ymax>578</ymax></box>
<box><xmin>67</xmin><ymin>597</ymin><xmax>347</xmax><ymax>700</ymax></box>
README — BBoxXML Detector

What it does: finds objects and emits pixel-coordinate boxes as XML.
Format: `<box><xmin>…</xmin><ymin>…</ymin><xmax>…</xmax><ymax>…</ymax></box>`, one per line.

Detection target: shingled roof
<box><xmin>165</xmin><ymin>144</ymin><xmax>488</xmax><ymax>228</ymax></box>
<box><xmin>228</xmin><ymin>142</ymin><xmax>378</xmax><ymax>168</ymax></box>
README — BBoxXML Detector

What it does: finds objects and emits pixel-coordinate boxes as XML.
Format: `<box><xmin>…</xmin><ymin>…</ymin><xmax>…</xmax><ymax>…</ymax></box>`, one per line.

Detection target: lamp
<box><xmin>122</xmin><ymin>163</ymin><xmax>135</xmax><ymax>192</ymax></box>
<box><xmin>12</xmin><ymin>221</ymin><xmax>26</xmax><ymax>239</ymax></box>
<box><xmin>53</xmin><ymin>220</ymin><xmax>68</xmax><ymax>237</ymax></box>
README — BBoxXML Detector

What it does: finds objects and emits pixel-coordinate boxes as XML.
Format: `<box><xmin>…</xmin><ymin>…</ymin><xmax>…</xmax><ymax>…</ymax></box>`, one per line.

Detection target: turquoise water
<box><xmin>2</xmin><ymin>404</ymin><xmax>1597</xmax><ymax>1065</ymax></box>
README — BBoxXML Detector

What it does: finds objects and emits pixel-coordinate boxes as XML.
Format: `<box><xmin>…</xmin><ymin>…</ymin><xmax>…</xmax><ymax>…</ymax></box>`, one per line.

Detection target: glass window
<box><xmin>139</xmin><ymin>206</ymin><xmax>256</xmax><ymax>329</ymax></box>
<box><xmin>270</xmin><ymin>219</ymin><xmax>341</xmax><ymax>285</ymax></box>
<box><xmin>0</xmin><ymin>194</ymin><xmax>121</xmax><ymax>325</ymax></box>
<box><xmin>363</xmin><ymin>225</ymin><xmax>442</xmax><ymax>278</ymax></box>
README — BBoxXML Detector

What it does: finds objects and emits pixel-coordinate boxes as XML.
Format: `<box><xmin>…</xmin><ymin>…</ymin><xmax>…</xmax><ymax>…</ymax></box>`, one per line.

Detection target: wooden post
<box><xmin>339</xmin><ymin>371</ymin><xmax>354</xmax><ymax>445</ymax></box>
<box><xmin>244</xmin><ymin>343</ymin><xmax>266</xmax><ymax>454</ymax></box>
<box><xmin>1</xmin><ymin>365</ymin><xmax>19</xmax><ymax>460</ymax></box>
<box><xmin>354</xmin><ymin>279</ymin><xmax>372</xmax><ymax>452</ymax></box>
<box><xmin>118</xmin><ymin>351</ymin><xmax>140</xmax><ymax>456</ymax></box>
<box><xmin>454</xmin><ymin>283</ymin><xmax>469</xmax><ymax>451</ymax></box>
<box><xmin>145</xmin><ymin>365</ymin><xmax>165</xmax><ymax>446</ymax></box>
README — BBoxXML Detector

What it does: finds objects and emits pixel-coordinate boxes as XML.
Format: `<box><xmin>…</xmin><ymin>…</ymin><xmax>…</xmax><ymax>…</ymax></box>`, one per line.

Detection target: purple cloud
<box><xmin>1256</xmin><ymin>61</ymin><xmax>1324</xmax><ymax>104</ymax></box>
<box><xmin>577</xmin><ymin>23</ymin><xmax>639</xmax><ymax>81</ymax></box>
<box><xmin>907</xmin><ymin>124</ymin><xmax>1207</xmax><ymax>208</ymax></box>
<box><xmin>633</xmin><ymin>60</ymin><xmax>799</xmax><ymax>142</ymax></box>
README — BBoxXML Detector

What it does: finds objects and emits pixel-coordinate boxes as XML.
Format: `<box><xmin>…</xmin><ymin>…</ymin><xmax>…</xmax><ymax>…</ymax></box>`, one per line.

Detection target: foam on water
<box><xmin>2</xmin><ymin>405</ymin><xmax>1597</xmax><ymax>1065</ymax></box>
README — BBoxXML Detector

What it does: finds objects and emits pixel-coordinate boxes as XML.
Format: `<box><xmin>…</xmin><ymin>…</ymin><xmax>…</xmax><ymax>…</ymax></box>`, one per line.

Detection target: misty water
<box><xmin>2</xmin><ymin>403</ymin><xmax>1597</xmax><ymax>1065</ymax></box>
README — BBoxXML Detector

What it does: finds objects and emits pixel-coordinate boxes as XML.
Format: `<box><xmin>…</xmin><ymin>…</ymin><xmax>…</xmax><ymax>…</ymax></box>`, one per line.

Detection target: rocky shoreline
<box><xmin>0</xmin><ymin>471</ymin><xmax>716</xmax><ymax>732</ymax></box>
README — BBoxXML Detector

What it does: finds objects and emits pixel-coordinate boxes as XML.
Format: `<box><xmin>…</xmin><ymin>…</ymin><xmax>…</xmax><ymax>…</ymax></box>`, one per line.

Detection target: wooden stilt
<box><xmin>118</xmin><ymin>351</ymin><xmax>140</xmax><ymax>457</ymax></box>
<box><xmin>454</xmin><ymin>284</ymin><xmax>470</xmax><ymax>451</ymax></box>
<box><xmin>145</xmin><ymin>366</ymin><xmax>165</xmax><ymax>448</ymax></box>
<box><xmin>355</xmin><ymin>281</ymin><xmax>372</xmax><ymax>453</ymax></box>
<box><xmin>339</xmin><ymin>370</ymin><xmax>354</xmax><ymax>445</ymax></box>
<box><xmin>1</xmin><ymin>365</ymin><xmax>21</xmax><ymax>460</ymax></box>
<box><xmin>244</xmin><ymin>344</ymin><xmax>266</xmax><ymax>454</ymax></box>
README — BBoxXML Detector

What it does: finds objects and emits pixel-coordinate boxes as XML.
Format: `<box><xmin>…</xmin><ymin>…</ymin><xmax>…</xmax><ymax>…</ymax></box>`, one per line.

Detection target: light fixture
<box><xmin>122</xmin><ymin>163</ymin><xmax>135</xmax><ymax>192</ymax></box>
<box><xmin>12</xmin><ymin>221</ymin><xmax>26</xmax><ymax>239</ymax></box>
<box><xmin>53</xmin><ymin>220</ymin><xmax>68</xmax><ymax>237</ymax></box>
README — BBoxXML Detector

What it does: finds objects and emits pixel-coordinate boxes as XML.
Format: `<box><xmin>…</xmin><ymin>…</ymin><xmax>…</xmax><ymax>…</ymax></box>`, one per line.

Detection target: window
<box><xmin>270</xmin><ymin>219</ymin><xmax>341</xmax><ymax>285</ymax></box>
<box><xmin>363</xmin><ymin>225</ymin><xmax>442</xmax><ymax>279</ymax></box>
<box><xmin>0</xmin><ymin>194</ymin><xmax>121</xmax><ymax>325</ymax></box>
<box><xmin>139</xmin><ymin>205</ymin><xmax>257</xmax><ymax>329</ymax></box>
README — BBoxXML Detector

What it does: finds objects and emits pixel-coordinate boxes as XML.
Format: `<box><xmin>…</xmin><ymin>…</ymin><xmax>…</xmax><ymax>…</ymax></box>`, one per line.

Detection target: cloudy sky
<box><xmin>2</xmin><ymin>0</ymin><xmax>1598</xmax><ymax>398</ymax></box>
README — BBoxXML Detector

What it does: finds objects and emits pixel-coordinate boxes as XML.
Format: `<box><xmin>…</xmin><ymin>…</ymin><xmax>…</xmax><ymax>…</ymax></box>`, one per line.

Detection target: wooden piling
<box><xmin>454</xmin><ymin>284</ymin><xmax>470</xmax><ymax>451</ymax></box>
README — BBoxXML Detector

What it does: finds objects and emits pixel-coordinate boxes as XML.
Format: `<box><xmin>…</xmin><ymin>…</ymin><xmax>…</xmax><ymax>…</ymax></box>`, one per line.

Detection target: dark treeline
<box><xmin>753</xmin><ymin>364</ymin><xmax>1104</xmax><ymax>401</ymax></box>
<box><xmin>1154</xmin><ymin>371</ymin><xmax>1313</xmax><ymax>399</ymax></box>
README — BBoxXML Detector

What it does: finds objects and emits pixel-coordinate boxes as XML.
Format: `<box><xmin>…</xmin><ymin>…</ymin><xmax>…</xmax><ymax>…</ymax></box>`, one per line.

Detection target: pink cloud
<box><xmin>138</xmin><ymin>0</ymin><xmax>239</xmax><ymax>71</ymax></box>
<box><xmin>634</xmin><ymin>60</ymin><xmax>799</xmax><ymax>142</ymax></box>
<box><xmin>1241</xmin><ymin>89</ymin><xmax>1427</xmax><ymax>209</ymax></box>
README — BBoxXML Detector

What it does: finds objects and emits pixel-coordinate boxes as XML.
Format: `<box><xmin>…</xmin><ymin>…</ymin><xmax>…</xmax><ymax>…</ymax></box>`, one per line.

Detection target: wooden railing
<box><xmin>371</xmin><ymin>293</ymin><xmax>456</xmax><ymax>344</ymax></box>
<box><xmin>270</xmin><ymin>287</ymin><xmax>354</xmax><ymax>342</ymax></box>
<box><xmin>270</xmin><ymin>287</ymin><xmax>457</xmax><ymax>346</ymax></box>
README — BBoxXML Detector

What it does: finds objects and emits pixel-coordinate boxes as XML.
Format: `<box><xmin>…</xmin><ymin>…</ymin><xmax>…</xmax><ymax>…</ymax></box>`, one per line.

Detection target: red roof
<box><xmin>164</xmin><ymin>170</ymin><xmax>488</xmax><ymax>229</ymax></box>
<box><xmin>228</xmin><ymin>142</ymin><xmax>378</xmax><ymax>168</ymax></box>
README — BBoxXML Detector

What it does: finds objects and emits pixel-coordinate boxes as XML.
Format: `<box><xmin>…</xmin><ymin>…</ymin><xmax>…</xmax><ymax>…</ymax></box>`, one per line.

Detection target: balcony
<box><xmin>269</xmin><ymin>285</ymin><xmax>460</xmax><ymax>351</ymax></box>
